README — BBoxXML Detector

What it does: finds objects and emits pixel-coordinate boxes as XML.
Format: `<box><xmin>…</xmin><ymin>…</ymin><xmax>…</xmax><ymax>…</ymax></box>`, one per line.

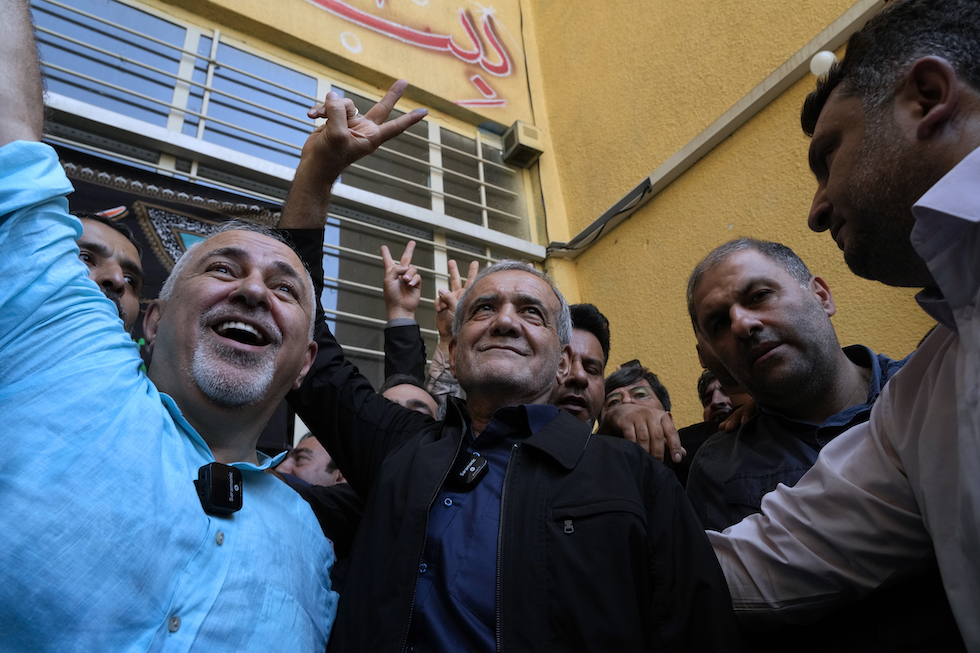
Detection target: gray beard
<box><xmin>190</xmin><ymin>341</ymin><xmax>275</xmax><ymax>409</ymax></box>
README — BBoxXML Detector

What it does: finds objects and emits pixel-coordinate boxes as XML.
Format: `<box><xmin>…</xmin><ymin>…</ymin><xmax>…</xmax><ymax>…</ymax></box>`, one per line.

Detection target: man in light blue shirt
<box><xmin>0</xmin><ymin>2</ymin><xmax>339</xmax><ymax>649</ymax></box>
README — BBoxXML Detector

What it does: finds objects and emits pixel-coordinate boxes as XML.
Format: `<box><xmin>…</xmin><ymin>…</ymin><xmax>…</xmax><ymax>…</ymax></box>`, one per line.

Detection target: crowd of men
<box><xmin>1</xmin><ymin>0</ymin><xmax>979</xmax><ymax>650</ymax></box>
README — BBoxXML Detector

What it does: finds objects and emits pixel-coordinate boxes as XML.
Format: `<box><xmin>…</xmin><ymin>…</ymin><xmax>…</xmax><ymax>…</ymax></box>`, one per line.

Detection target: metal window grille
<box><xmin>32</xmin><ymin>0</ymin><xmax>541</xmax><ymax>388</ymax></box>
<box><xmin>32</xmin><ymin>0</ymin><xmax>529</xmax><ymax>232</ymax></box>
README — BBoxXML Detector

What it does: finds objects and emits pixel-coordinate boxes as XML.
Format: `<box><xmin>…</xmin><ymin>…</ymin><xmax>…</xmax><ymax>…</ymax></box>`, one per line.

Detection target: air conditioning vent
<box><xmin>502</xmin><ymin>120</ymin><xmax>543</xmax><ymax>168</ymax></box>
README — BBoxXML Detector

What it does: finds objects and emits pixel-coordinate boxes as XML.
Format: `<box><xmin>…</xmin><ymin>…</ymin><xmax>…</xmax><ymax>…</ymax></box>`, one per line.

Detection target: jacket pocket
<box><xmin>549</xmin><ymin>499</ymin><xmax>647</xmax><ymax>533</ymax></box>
<box><xmin>543</xmin><ymin>500</ymin><xmax>648</xmax><ymax>652</ymax></box>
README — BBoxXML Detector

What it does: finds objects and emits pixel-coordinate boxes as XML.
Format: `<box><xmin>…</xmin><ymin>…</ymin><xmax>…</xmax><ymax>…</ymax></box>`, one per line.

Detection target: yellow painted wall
<box><xmin>151</xmin><ymin>0</ymin><xmax>936</xmax><ymax>426</ymax></box>
<box><xmin>550</xmin><ymin>72</ymin><xmax>935</xmax><ymax>427</ymax></box>
<box><xmin>525</xmin><ymin>0</ymin><xmax>857</xmax><ymax>238</ymax></box>
<box><xmin>522</xmin><ymin>1</ymin><xmax>935</xmax><ymax>425</ymax></box>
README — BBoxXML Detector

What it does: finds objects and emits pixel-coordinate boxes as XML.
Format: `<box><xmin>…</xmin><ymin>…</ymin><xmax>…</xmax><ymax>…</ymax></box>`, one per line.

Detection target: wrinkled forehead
<box><xmin>196</xmin><ymin>229</ymin><xmax>302</xmax><ymax>265</ymax></box>
<box><xmin>696</xmin><ymin>249</ymin><xmax>793</xmax><ymax>305</ymax></box>
<box><xmin>194</xmin><ymin>230</ymin><xmax>308</xmax><ymax>283</ymax></box>
<box><xmin>707</xmin><ymin>247</ymin><xmax>781</xmax><ymax>279</ymax></box>
<box><xmin>166</xmin><ymin>229</ymin><xmax>314</xmax><ymax>321</ymax></box>
<box><xmin>467</xmin><ymin>269</ymin><xmax>561</xmax><ymax>314</ymax></box>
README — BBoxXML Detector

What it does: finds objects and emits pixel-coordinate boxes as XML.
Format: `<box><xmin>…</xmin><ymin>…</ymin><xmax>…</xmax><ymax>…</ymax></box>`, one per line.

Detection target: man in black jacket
<box><xmin>296</xmin><ymin>260</ymin><xmax>739</xmax><ymax>653</ymax></box>
<box><xmin>281</xmin><ymin>83</ymin><xmax>740</xmax><ymax>652</ymax></box>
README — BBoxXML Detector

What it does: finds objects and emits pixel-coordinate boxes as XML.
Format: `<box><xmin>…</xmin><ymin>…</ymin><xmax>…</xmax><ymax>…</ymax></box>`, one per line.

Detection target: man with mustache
<box><xmin>281</xmin><ymin>88</ymin><xmax>740</xmax><ymax>651</ymax></box>
<box><xmin>548</xmin><ymin>302</ymin><xmax>612</xmax><ymax>424</ymax></box>
<box><xmin>291</xmin><ymin>258</ymin><xmax>740</xmax><ymax>652</ymax></box>
<box><xmin>73</xmin><ymin>211</ymin><xmax>145</xmax><ymax>333</ymax></box>
<box><xmin>698</xmin><ymin>370</ymin><xmax>734</xmax><ymax>426</ymax></box>
<box><xmin>410</xmin><ymin>260</ymin><xmax>621</xmax><ymax>432</ymax></box>
<box><xmin>425</xmin><ymin>289</ymin><xmax>681</xmax><ymax>454</ymax></box>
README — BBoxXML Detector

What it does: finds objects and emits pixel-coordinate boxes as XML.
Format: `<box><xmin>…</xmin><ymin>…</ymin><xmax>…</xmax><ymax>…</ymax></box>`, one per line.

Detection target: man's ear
<box><xmin>896</xmin><ymin>56</ymin><xmax>959</xmax><ymax>140</ymax></box>
<box><xmin>142</xmin><ymin>299</ymin><xmax>166</xmax><ymax>356</ymax></box>
<box><xmin>448</xmin><ymin>337</ymin><xmax>458</xmax><ymax>376</ymax></box>
<box><xmin>292</xmin><ymin>341</ymin><xmax>318</xmax><ymax>390</ymax></box>
<box><xmin>695</xmin><ymin>334</ymin><xmax>724</xmax><ymax>375</ymax></box>
<box><xmin>696</xmin><ymin>342</ymin><xmax>709</xmax><ymax>369</ymax></box>
<box><xmin>556</xmin><ymin>345</ymin><xmax>571</xmax><ymax>383</ymax></box>
<box><xmin>810</xmin><ymin>275</ymin><xmax>836</xmax><ymax>318</ymax></box>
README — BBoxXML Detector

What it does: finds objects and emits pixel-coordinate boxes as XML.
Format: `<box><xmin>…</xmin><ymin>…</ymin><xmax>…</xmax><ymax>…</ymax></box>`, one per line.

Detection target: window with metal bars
<box><xmin>32</xmin><ymin>0</ymin><xmax>530</xmax><ymax>233</ymax></box>
<box><xmin>31</xmin><ymin>0</ymin><xmax>542</xmax><ymax>389</ymax></box>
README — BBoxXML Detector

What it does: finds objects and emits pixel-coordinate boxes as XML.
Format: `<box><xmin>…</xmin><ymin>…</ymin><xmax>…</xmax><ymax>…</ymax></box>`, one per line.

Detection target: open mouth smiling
<box><xmin>214</xmin><ymin>320</ymin><xmax>271</xmax><ymax>347</ymax></box>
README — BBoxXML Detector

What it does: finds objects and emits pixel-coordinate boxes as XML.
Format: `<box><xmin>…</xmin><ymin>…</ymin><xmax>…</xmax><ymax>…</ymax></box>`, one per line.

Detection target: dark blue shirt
<box><xmin>406</xmin><ymin>404</ymin><xmax>559</xmax><ymax>653</ymax></box>
<box><xmin>685</xmin><ymin>345</ymin><xmax>906</xmax><ymax>532</ymax></box>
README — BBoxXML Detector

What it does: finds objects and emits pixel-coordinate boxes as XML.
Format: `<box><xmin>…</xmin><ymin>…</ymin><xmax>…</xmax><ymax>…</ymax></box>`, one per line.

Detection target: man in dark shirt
<box><xmin>685</xmin><ymin>237</ymin><xmax>904</xmax><ymax>529</ymax></box>
<box><xmin>297</xmin><ymin>259</ymin><xmax>740</xmax><ymax>652</ymax></box>
<box><xmin>278</xmin><ymin>86</ymin><xmax>741</xmax><ymax>652</ymax></box>
<box><xmin>698</xmin><ymin>370</ymin><xmax>733</xmax><ymax>425</ymax></box>
<box><xmin>601</xmin><ymin>359</ymin><xmax>728</xmax><ymax>488</ymax></box>
<box><xmin>686</xmin><ymin>237</ymin><xmax>961</xmax><ymax>652</ymax></box>
<box><xmin>667</xmin><ymin>371</ymin><xmax>735</xmax><ymax>487</ymax></box>
<box><xmin>598</xmin><ymin>359</ymin><xmax>677</xmax><ymax>449</ymax></box>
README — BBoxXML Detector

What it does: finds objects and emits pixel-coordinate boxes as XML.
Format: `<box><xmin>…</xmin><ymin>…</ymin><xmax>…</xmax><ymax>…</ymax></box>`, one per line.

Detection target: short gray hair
<box><xmin>159</xmin><ymin>220</ymin><xmax>316</xmax><ymax>339</ymax></box>
<box><xmin>686</xmin><ymin>238</ymin><xmax>812</xmax><ymax>332</ymax></box>
<box><xmin>451</xmin><ymin>260</ymin><xmax>572</xmax><ymax>346</ymax></box>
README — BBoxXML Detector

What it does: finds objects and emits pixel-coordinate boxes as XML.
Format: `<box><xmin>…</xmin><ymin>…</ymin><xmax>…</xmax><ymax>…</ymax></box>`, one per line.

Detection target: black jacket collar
<box><xmin>446</xmin><ymin>397</ymin><xmax>591</xmax><ymax>471</ymax></box>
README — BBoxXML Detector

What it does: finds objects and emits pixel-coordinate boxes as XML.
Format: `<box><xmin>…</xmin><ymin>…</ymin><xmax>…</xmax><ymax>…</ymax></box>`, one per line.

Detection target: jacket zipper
<box><xmin>398</xmin><ymin>430</ymin><xmax>468</xmax><ymax>653</ymax></box>
<box><xmin>496</xmin><ymin>442</ymin><xmax>519</xmax><ymax>653</ymax></box>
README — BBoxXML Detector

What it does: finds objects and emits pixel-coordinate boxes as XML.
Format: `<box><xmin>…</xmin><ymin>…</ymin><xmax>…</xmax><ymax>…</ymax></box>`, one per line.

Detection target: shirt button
<box><xmin>419</xmin><ymin>563</ymin><xmax>427</xmax><ymax>574</ymax></box>
<box><xmin>168</xmin><ymin>616</ymin><xmax>181</xmax><ymax>633</ymax></box>
<box><xmin>215</xmin><ymin>531</ymin><xmax>225</xmax><ymax>546</ymax></box>
<box><xmin>443</xmin><ymin>497</ymin><xmax>453</xmax><ymax>507</ymax></box>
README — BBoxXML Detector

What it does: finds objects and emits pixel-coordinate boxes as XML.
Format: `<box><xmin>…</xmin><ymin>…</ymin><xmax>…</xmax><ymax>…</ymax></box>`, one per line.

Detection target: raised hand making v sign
<box><xmin>279</xmin><ymin>80</ymin><xmax>428</xmax><ymax>230</ymax></box>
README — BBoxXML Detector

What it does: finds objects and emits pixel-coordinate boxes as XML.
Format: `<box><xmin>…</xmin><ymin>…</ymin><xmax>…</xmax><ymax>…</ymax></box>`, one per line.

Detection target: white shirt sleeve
<box><xmin>708</xmin><ymin>386</ymin><xmax>934</xmax><ymax>623</ymax></box>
